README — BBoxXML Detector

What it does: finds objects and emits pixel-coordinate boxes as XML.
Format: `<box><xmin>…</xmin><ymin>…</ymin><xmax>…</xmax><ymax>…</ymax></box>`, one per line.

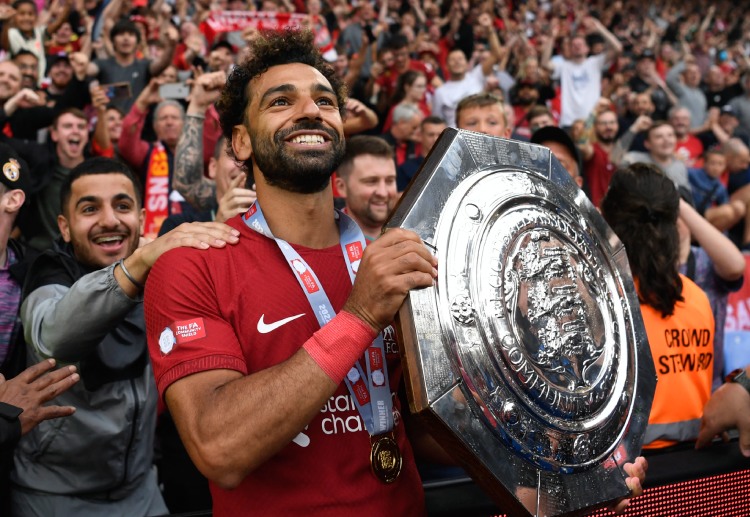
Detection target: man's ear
<box><xmin>139</xmin><ymin>207</ymin><xmax>145</xmax><ymax>237</ymax></box>
<box><xmin>208</xmin><ymin>157</ymin><xmax>218</xmax><ymax>180</ymax></box>
<box><xmin>1</xmin><ymin>189</ymin><xmax>24</xmax><ymax>213</ymax></box>
<box><xmin>232</xmin><ymin>124</ymin><xmax>252</xmax><ymax>161</ymax></box>
<box><xmin>57</xmin><ymin>214</ymin><xmax>71</xmax><ymax>242</ymax></box>
<box><xmin>334</xmin><ymin>175</ymin><xmax>347</xmax><ymax>197</ymax></box>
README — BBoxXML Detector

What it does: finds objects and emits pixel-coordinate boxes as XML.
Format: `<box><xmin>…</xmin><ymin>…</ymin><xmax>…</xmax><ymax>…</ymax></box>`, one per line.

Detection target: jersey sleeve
<box><xmin>145</xmin><ymin>248</ymin><xmax>247</xmax><ymax>400</ymax></box>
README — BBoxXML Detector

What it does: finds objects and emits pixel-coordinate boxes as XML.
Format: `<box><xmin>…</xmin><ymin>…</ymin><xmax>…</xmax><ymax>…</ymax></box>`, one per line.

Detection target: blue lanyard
<box><xmin>243</xmin><ymin>202</ymin><xmax>394</xmax><ymax>436</ymax></box>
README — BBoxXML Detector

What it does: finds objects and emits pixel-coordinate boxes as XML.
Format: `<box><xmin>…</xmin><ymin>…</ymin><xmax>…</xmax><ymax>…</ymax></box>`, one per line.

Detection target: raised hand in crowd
<box><xmin>172</xmin><ymin>70</ymin><xmax>227</xmax><ymax>210</ymax></box>
<box><xmin>134</xmin><ymin>77</ymin><xmax>166</xmax><ymax>113</ymax></box>
<box><xmin>695</xmin><ymin>365</ymin><xmax>750</xmax><ymax>457</ymax></box>
<box><xmin>0</xmin><ymin>359</ymin><xmax>78</xmax><ymax>437</ymax></box>
<box><xmin>3</xmin><ymin>88</ymin><xmax>43</xmax><ymax>117</ymax></box>
<box><xmin>215</xmin><ymin>172</ymin><xmax>256</xmax><ymax>223</ymax></box>
<box><xmin>343</xmin><ymin>97</ymin><xmax>379</xmax><ymax>135</ymax></box>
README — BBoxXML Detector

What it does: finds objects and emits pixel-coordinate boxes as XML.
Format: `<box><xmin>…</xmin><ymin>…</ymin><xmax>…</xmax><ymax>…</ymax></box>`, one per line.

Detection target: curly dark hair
<box><xmin>600</xmin><ymin>163</ymin><xmax>683</xmax><ymax>317</ymax></box>
<box><xmin>216</xmin><ymin>29</ymin><xmax>347</xmax><ymax>156</ymax></box>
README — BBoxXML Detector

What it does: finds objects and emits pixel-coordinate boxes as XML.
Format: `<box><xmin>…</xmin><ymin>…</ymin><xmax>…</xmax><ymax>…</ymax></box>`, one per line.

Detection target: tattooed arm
<box><xmin>174</xmin><ymin>115</ymin><xmax>215</xmax><ymax>210</ymax></box>
<box><xmin>173</xmin><ymin>71</ymin><xmax>227</xmax><ymax>211</ymax></box>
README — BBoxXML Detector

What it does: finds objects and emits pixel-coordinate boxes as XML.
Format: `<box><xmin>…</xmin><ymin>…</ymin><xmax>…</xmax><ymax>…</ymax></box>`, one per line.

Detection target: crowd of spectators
<box><xmin>1</xmin><ymin>0</ymin><xmax>750</xmax><ymax>514</ymax></box>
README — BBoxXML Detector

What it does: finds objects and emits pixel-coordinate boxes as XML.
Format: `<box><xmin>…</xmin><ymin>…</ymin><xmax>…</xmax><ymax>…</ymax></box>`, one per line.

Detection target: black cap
<box><xmin>531</xmin><ymin>126</ymin><xmax>583</xmax><ymax>178</ymax></box>
<box><xmin>720</xmin><ymin>104</ymin><xmax>739</xmax><ymax>118</ymax></box>
<box><xmin>0</xmin><ymin>143</ymin><xmax>31</xmax><ymax>201</ymax></box>
<box><xmin>46</xmin><ymin>51</ymin><xmax>70</xmax><ymax>75</ymax></box>
<box><xmin>211</xmin><ymin>40</ymin><xmax>235</xmax><ymax>54</ymax></box>
<box><xmin>636</xmin><ymin>49</ymin><xmax>656</xmax><ymax>61</ymax></box>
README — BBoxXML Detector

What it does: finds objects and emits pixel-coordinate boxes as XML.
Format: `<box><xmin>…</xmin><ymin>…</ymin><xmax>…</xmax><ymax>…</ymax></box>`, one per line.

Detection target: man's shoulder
<box><xmin>152</xmin><ymin>217</ymin><xmax>261</xmax><ymax>276</ymax></box>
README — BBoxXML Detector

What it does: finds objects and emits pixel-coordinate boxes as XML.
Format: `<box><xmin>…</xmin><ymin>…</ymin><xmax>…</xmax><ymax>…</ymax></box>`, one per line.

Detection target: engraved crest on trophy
<box><xmin>385</xmin><ymin>128</ymin><xmax>657</xmax><ymax>517</ymax></box>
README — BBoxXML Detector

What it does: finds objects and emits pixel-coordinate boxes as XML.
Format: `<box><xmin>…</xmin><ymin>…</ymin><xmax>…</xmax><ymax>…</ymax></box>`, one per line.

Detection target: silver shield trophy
<box><xmin>385</xmin><ymin>129</ymin><xmax>656</xmax><ymax>517</ymax></box>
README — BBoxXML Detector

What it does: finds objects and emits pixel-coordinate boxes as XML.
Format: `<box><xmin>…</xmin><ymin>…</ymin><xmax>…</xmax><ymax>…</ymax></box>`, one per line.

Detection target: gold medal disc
<box><xmin>370</xmin><ymin>435</ymin><xmax>402</xmax><ymax>484</ymax></box>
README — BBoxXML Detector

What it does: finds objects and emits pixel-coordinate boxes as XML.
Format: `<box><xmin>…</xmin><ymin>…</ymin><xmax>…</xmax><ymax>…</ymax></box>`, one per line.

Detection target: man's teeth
<box><xmin>94</xmin><ymin>236</ymin><xmax>123</xmax><ymax>244</ymax></box>
<box><xmin>291</xmin><ymin>135</ymin><xmax>324</xmax><ymax>145</ymax></box>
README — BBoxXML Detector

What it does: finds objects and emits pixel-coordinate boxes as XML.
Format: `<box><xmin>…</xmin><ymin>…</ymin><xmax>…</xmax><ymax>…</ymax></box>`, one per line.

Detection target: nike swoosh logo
<box><xmin>257</xmin><ymin>313</ymin><xmax>306</xmax><ymax>334</ymax></box>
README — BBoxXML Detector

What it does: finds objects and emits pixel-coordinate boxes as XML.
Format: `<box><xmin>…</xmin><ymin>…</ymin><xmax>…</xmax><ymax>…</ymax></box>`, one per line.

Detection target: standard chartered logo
<box><xmin>320</xmin><ymin>394</ymin><xmax>366</xmax><ymax>434</ymax></box>
<box><xmin>292</xmin><ymin>392</ymin><xmax>401</xmax><ymax>448</ymax></box>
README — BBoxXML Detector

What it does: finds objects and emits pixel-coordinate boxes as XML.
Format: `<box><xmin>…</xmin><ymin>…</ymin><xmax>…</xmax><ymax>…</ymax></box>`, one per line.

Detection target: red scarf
<box><xmin>143</xmin><ymin>142</ymin><xmax>169</xmax><ymax>239</ymax></box>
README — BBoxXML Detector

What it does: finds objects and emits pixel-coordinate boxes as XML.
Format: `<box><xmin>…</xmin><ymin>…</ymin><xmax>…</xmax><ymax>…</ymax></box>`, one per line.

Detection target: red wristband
<box><xmin>303</xmin><ymin>311</ymin><xmax>378</xmax><ymax>384</ymax></box>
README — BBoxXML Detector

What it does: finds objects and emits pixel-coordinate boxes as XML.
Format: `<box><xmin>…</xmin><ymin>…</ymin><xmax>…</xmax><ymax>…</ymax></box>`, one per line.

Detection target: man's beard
<box><xmin>597</xmin><ymin>132</ymin><xmax>616</xmax><ymax>144</ymax></box>
<box><xmin>250</xmin><ymin>121</ymin><xmax>345</xmax><ymax>194</ymax></box>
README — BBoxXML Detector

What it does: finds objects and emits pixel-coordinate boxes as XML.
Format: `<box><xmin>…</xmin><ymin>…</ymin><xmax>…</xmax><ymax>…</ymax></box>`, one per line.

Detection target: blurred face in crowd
<box><xmin>544</xmin><ymin>140</ymin><xmax>581</xmax><ymax>185</ymax></box>
<box><xmin>633</xmin><ymin>92</ymin><xmax>654</xmax><ymax>115</ymax></box>
<box><xmin>51</xmin><ymin>112</ymin><xmax>89</xmax><ymax>164</ymax></box>
<box><xmin>669</xmin><ymin>108</ymin><xmax>691</xmax><ymax>139</ymax></box>
<box><xmin>420</xmin><ymin>121</ymin><xmax>446</xmax><ymax>155</ymax></box>
<box><xmin>106</xmin><ymin>107</ymin><xmax>123</xmax><ymax>143</ymax></box>
<box><xmin>53</xmin><ymin>22</ymin><xmax>73</xmax><ymax>45</ymax></box>
<box><xmin>726</xmin><ymin>144</ymin><xmax>750</xmax><ymax>173</ymax></box>
<box><xmin>515</xmin><ymin>84</ymin><xmax>539</xmax><ymax>106</ymax></box>
<box><xmin>336</xmin><ymin>154</ymin><xmax>397</xmax><ymax>230</ymax></box>
<box><xmin>113</xmin><ymin>30</ymin><xmax>139</xmax><ymax>57</ymax></box>
<box><xmin>379</xmin><ymin>50</ymin><xmax>394</xmax><ymax>69</ymax></box>
<box><xmin>158</xmin><ymin>65</ymin><xmax>178</xmax><ymax>84</ymax></box>
<box><xmin>457</xmin><ymin>103</ymin><xmax>509</xmax><ymax>138</ymax></box>
<box><xmin>704</xmin><ymin>152</ymin><xmax>727</xmax><ymax>179</ymax></box>
<box><xmin>706</xmin><ymin>66</ymin><xmax>725</xmax><ymax>90</ymax></box>
<box><xmin>405</xmin><ymin>73</ymin><xmax>427</xmax><ymax>102</ymax></box>
<box><xmin>13</xmin><ymin>2</ymin><xmax>36</xmax><ymax>33</ymax></box>
<box><xmin>645</xmin><ymin>124</ymin><xmax>677</xmax><ymax>161</ymax></box>
<box><xmin>720</xmin><ymin>112</ymin><xmax>740</xmax><ymax>134</ymax></box>
<box><xmin>635</xmin><ymin>57</ymin><xmax>655</xmax><ymax>78</ymax></box>
<box><xmin>333</xmin><ymin>53</ymin><xmax>348</xmax><ymax>77</ymax></box>
<box><xmin>529</xmin><ymin>112</ymin><xmax>554</xmax><ymax>133</ymax></box>
<box><xmin>49</xmin><ymin>59</ymin><xmax>73</xmax><ymax>89</ymax></box>
<box><xmin>261</xmin><ymin>0</ymin><xmax>279</xmax><ymax>11</ymax></box>
<box><xmin>391</xmin><ymin>112</ymin><xmax>422</xmax><ymax>142</ymax></box>
<box><xmin>58</xmin><ymin>173</ymin><xmax>143</xmax><ymax>269</ymax></box>
<box><xmin>154</xmin><ymin>104</ymin><xmax>184</xmax><ymax>149</ymax></box>
<box><xmin>209</xmin><ymin>46</ymin><xmax>234</xmax><ymax>72</ymax></box>
<box><xmin>14</xmin><ymin>53</ymin><xmax>38</xmax><ymax>89</ymax></box>
<box><xmin>446</xmin><ymin>49</ymin><xmax>468</xmax><ymax>79</ymax></box>
<box><xmin>521</xmin><ymin>58</ymin><xmax>540</xmax><ymax>82</ymax></box>
<box><xmin>306</xmin><ymin>0</ymin><xmax>322</xmax><ymax>15</ymax></box>
<box><xmin>594</xmin><ymin>110</ymin><xmax>618</xmax><ymax>143</ymax></box>
<box><xmin>683</xmin><ymin>63</ymin><xmax>702</xmax><ymax>88</ymax></box>
<box><xmin>393</xmin><ymin>45</ymin><xmax>410</xmax><ymax>70</ymax></box>
<box><xmin>210</xmin><ymin>143</ymin><xmax>246</xmax><ymax>200</ymax></box>
<box><xmin>0</xmin><ymin>61</ymin><xmax>21</xmax><ymax>101</ymax></box>
<box><xmin>180</xmin><ymin>21</ymin><xmax>198</xmax><ymax>40</ymax></box>
<box><xmin>569</xmin><ymin>36</ymin><xmax>589</xmax><ymax>61</ymax></box>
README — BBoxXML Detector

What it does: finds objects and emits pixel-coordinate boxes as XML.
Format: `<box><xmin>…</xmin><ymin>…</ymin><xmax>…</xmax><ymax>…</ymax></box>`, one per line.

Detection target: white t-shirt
<box><xmin>552</xmin><ymin>53</ymin><xmax>607</xmax><ymax>127</ymax></box>
<box><xmin>432</xmin><ymin>65</ymin><xmax>486</xmax><ymax>127</ymax></box>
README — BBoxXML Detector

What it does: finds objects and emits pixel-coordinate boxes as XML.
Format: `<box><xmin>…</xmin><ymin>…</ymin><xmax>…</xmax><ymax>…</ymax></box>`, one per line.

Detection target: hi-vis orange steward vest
<box><xmin>640</xmin><ymin>274</ymin><xmax>715</xmax><ymax>449</ymax></box>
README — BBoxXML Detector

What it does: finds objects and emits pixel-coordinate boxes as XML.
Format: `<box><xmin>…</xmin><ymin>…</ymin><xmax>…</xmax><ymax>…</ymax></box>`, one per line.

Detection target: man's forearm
<box><xmin>21</xmin><ymin>265</ymin><xmax>140</xmax><ymax>362</ymax></box>
<box><xmin>174</xmin><ymin>114</ymin><xmax>216</xmax><ymax>210</ymax></box>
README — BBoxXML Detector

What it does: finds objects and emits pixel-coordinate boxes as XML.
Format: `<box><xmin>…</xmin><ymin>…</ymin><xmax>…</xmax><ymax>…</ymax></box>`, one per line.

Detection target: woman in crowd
<box><xmin>601</xmin><ymin>163</ymin><xmax>716</xmax><ymax>449</ymax></box>
<box><xmin>382</xmin><ymin>69</ymin><xmax>430</xmax><ymax>132</ymax></box>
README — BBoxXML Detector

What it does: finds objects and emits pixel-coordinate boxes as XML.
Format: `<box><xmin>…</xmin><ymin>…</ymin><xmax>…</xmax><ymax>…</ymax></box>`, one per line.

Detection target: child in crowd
<box><xmin>688</xmin><ymin>148</ymin><xmax>746</xmax><ymax>231</ymax></box>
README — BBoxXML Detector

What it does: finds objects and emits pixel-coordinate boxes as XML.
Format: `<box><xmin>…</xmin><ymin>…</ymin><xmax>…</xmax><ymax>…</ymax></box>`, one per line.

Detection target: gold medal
<box><xmin>370</xmin><ymin>434</ymin><xmax>402</xmax><ymax>484</ymax></box>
